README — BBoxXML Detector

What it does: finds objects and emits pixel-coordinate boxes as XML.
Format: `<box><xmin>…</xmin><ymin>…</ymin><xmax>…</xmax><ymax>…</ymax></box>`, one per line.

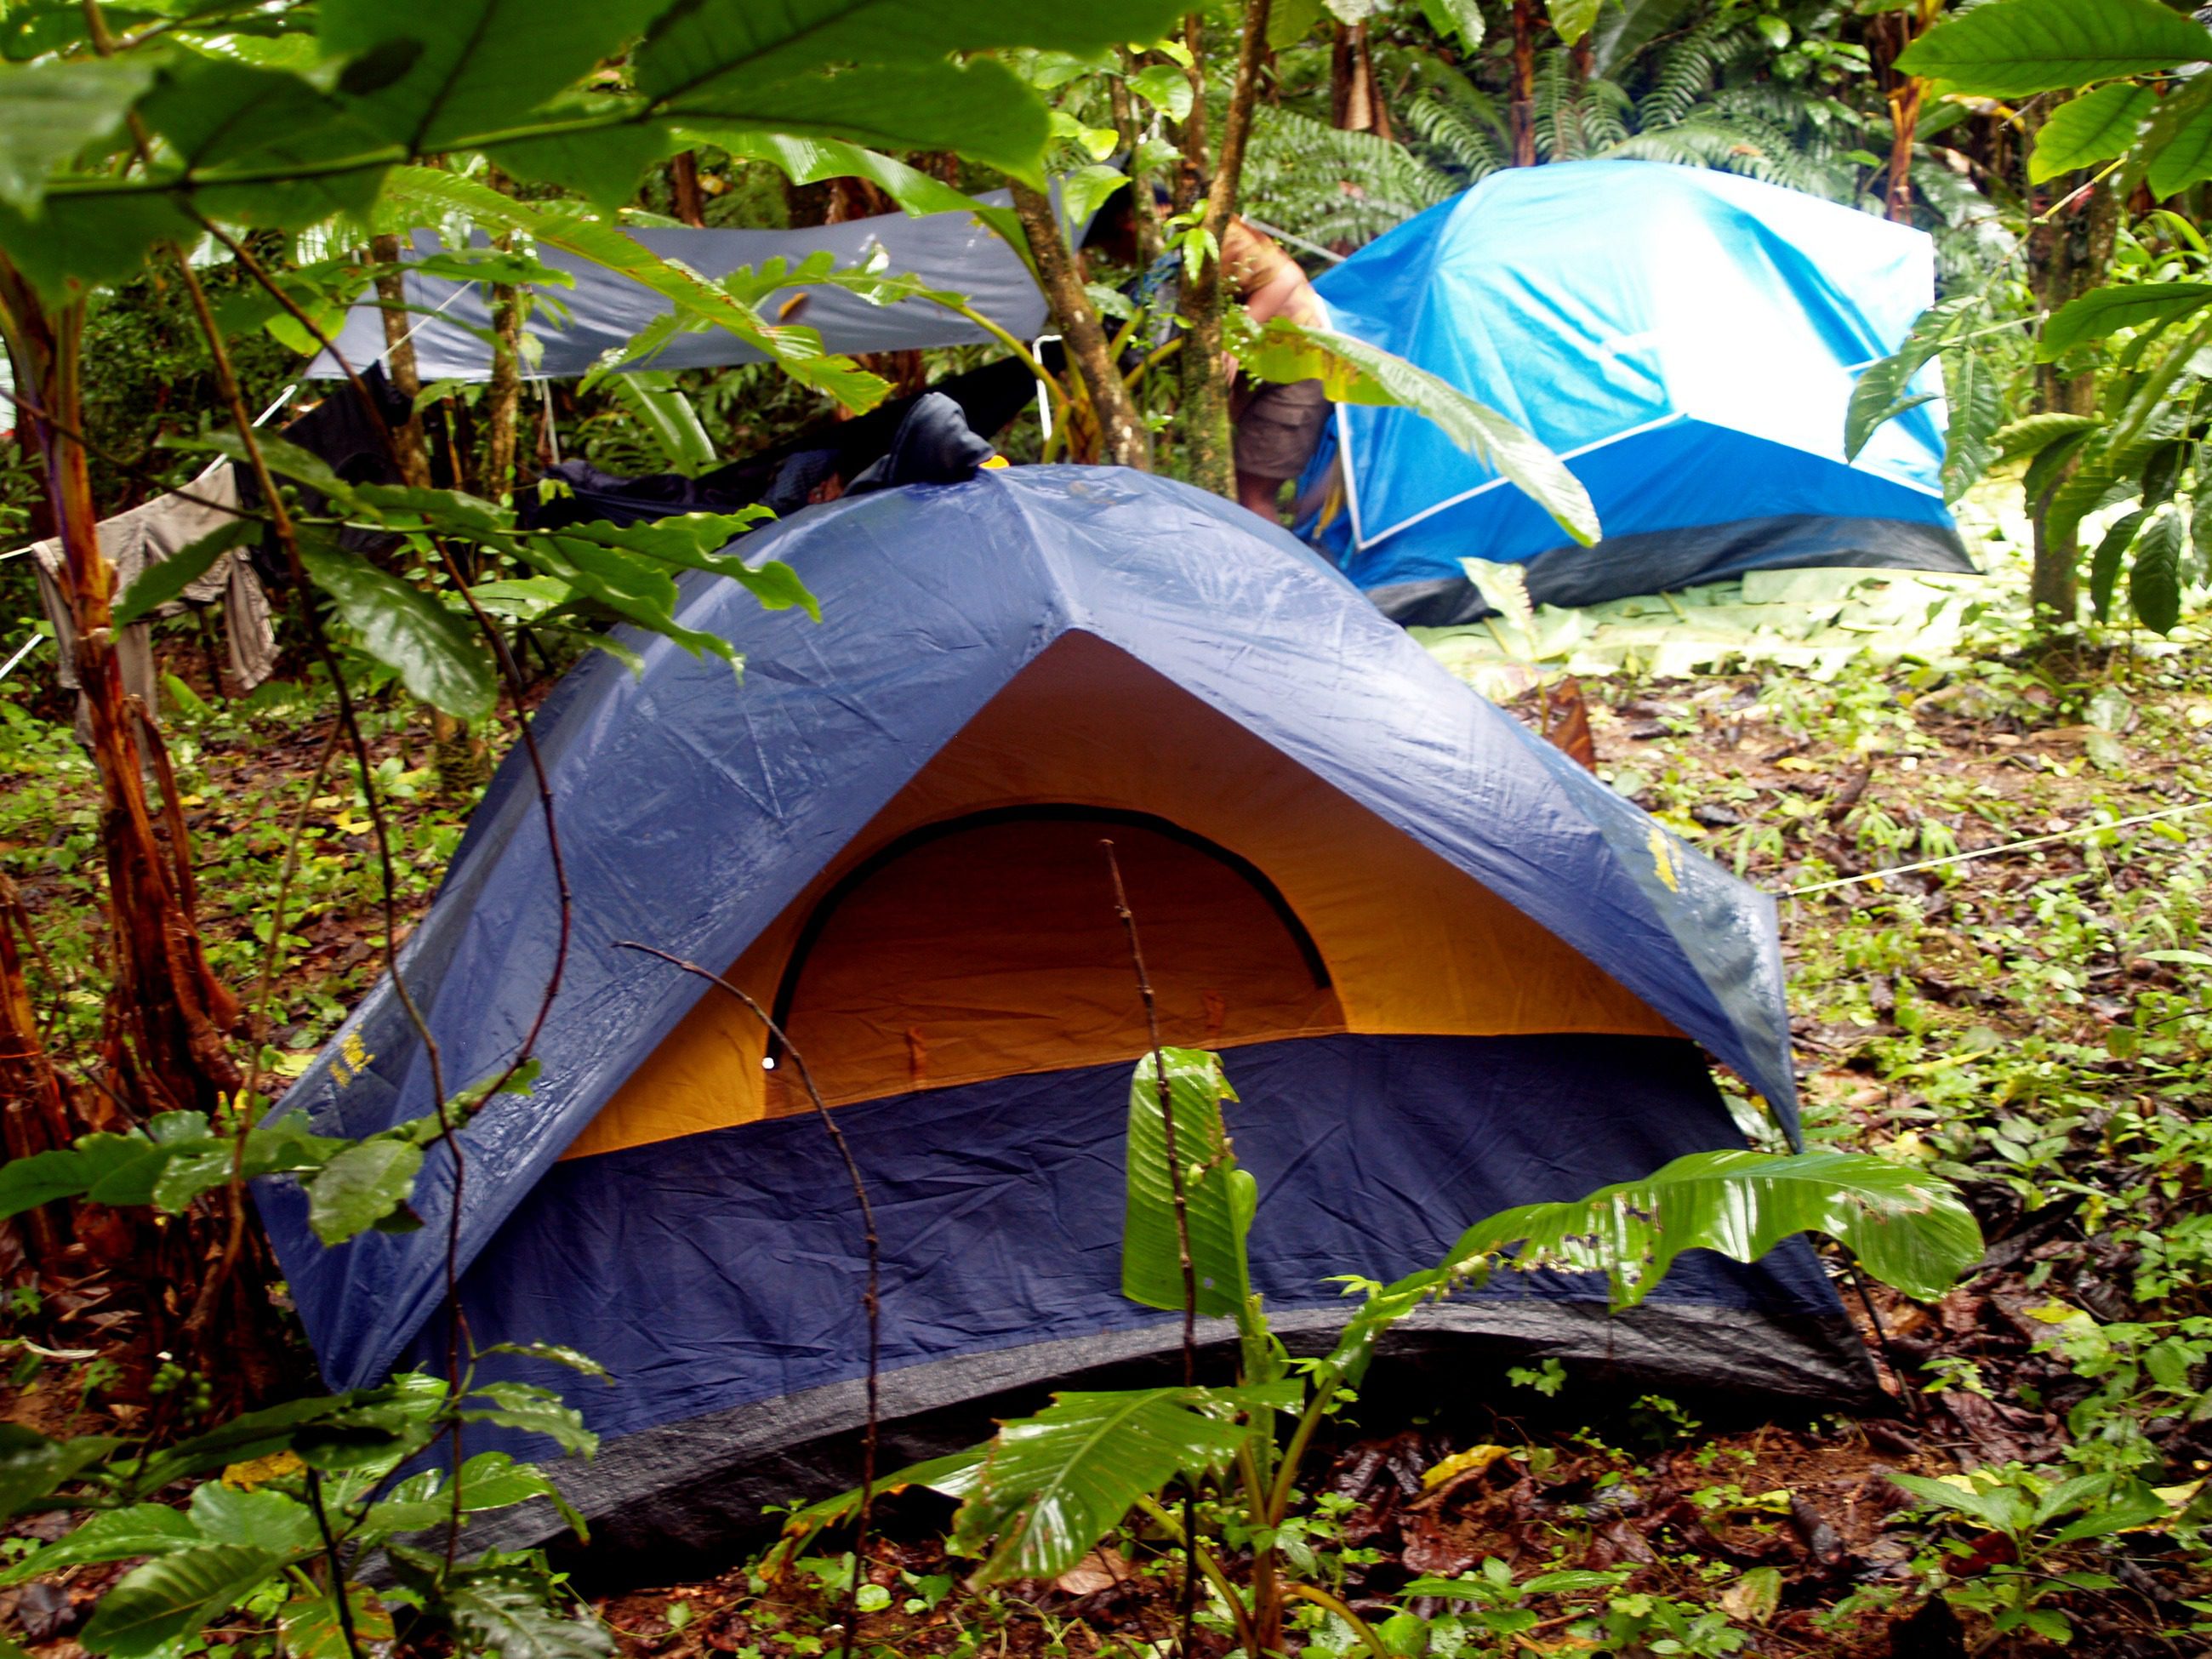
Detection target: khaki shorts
<box><xmin>1232</xmin><ymin>376</ymin><xmax>1330</xmax><ymax>481</ymax></box>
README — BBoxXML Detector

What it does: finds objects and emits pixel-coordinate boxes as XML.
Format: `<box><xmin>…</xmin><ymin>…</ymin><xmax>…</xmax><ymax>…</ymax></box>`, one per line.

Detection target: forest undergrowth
<box><xmin>4</xmin><ymin>617</ymin><xmax>2212</xmax><ymax>1656</ymax></box>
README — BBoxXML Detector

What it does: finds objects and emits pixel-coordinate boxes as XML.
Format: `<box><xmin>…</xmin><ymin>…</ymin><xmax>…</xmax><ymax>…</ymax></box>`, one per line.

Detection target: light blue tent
<box><xmin>1296</xmin><ymin>160</ymin><xmax>1973</xmax><ymax>624</ymax></box>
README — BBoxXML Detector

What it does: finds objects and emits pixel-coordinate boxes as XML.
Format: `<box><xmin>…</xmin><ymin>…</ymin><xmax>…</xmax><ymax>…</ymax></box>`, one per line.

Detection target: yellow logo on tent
<box><xmin>1649</xmin><ymin>824</ymin><xmax>1680</xmax><ymax>893</ymax></box>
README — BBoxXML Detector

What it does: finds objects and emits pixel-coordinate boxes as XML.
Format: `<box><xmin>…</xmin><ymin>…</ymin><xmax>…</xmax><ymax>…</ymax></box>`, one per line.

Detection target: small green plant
<box><xmin>1506</xmin><ymin>1357</ymin><xmax>1566</xmax><ymax>1397</ymax></box>
<box><xmin>781</xmin><ymin>1048</ymin><xmax>1982</xmax><ymax>1657</ymax></box>
<box><xmin>1889</xmin><ymin>1465</ymin><xmax>2173</xmax><ymax>1645</ymax></box>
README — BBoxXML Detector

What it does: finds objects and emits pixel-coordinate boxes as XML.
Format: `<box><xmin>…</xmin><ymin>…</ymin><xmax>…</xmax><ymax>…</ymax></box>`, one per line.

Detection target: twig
<box><xmin>1102</xmin><ymin>841</ymin><xmax>1199</xmax><ymax>1659</ymax></box>
<box><xmin>182</xmin><ymin>721</ymin><xmax>341</xmax><ymax>1334</ymax></box>
<box><xmin>305</xmin><ymin>1467</ymin><xmax>368</xmax><ymax>1659</ymax></box>
<box><xmin>612</xmin><ymin>941</ymin><xmax>878</xmax><ymax>1659</ymax></box>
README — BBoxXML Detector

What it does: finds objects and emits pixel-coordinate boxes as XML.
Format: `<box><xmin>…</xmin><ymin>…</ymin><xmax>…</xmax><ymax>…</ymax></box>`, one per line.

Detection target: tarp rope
<box><xmin>1786</xmin><ymin>798</ymin><xmax>2212</xmax><ymax>896</ymax></box>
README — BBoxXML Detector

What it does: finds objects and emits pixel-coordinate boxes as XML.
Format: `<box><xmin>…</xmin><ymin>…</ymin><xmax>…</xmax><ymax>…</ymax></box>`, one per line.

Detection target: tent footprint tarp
<box><xmin>259</xmin><ymin>467</ymin><xmax>1873</xmax><ymax>1568</ymax></box>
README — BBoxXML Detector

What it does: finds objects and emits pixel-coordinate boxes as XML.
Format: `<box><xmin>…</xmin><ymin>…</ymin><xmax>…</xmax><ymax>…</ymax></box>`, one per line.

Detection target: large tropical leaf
<box><xmin>80</xmin><ymin>1544</ymin><xmax>288</xmax><ymax>1657</ymax></box>
<box><xmin>1942</xmin><ymin>348</ymin><xmax>2003</xmax><ymax>504</ymax></box>
<box><xmin>317</xmin><ymin>0</ymin><xmax>668</xmax><ymax>155</ymax></box>
<box><xmin>1896</xmin><ymin>0</ymin><xmax>2212</xmax><ymax>97</ymax></box>
<box><xmin>299</xmin><ymin>538</ymin><xmax>498</xmax><ymax>724</ymax></box>
<box><xmin>2089</xmin><ymin>507</ymin><xmax>2146</xmax><ymax>619</ymax></box>
<box><xmin>949</xmin><ymin>1386</ymin><xmax>1286</xmax><ymax>1583</ymax></box>
<box><xmin>2030</xmin><ymin>83</ymin><xmax>2156</xmax><ymax>182</ymax></box>
<box><xmin>1443</xmin><ymin>1149</ymin><xmax>1983</xmax><ymax>1308</ymax></box>
<box><xmin>2039</xmin><ymin>281</ymin><xmax>2212</xmax><ymax>360</ymax></box>
<box><xmin>380</xmin><ymin>168</ymin><xmax>889</xmax><ymax>414</ymax></box>
<box><xmin>2143</xmin><ymin>78</ymin><xmax>2212</xmax><ymax>197</ymax></box>
<box><xmin>0</xmin><ymin>57</ymin><xmax>151</xmax><ymax>211</ymax></box>
<box><xmin>1123</xmin><ymin>1050</ymin><xmax>1255</xmax><ymax>1322</ymax></box>
<box><xmin>1843</xmin><ymin>295</ymin><xmax>1974</xmax><ymax>460</ymax></box>
<box><xmin>2129</xmin><ymin>504</ymin><xmax>2186</xmax><ymax>633</ymax></box>
<box><xmin>1233</xmin><ymin>316</ymin><xmax>1599</xmax><ymax>546</ymax></box>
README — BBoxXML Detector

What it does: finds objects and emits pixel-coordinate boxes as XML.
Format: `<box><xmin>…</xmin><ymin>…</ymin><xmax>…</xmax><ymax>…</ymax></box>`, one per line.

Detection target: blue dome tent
<box><xmin>1297</xmin><ymin>160</ymin><xmax>1975</xmax><ymax>624</ymax></box>
<box><xmin>260</xmin><ymin>467</ymin><xmax>1870</xmax><ymax>1568</ymax></box>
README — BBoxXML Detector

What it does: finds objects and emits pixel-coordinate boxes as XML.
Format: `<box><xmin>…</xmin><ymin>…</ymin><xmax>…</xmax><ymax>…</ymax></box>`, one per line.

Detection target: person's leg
<box><xmin>1230</xmin><ymin>379</ymin><xmax>1331</xmax><ymax>524</ymax></box>
<box><xmin>1236</xmin><ymin>469</ymin><xmax>1286</xmax><ymax>518</ymax></box>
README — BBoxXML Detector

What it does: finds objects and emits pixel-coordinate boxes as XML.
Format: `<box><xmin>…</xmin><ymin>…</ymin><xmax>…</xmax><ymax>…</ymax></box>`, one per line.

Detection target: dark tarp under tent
<box><xmin>309</xmin><ymin>194</ymin><xmax>1046</xmax><ymax>382</ymax></box>
<box><xmin>259</xmin><ymin>465</ymin><xmax>1873</xmax><ymax>1571</ymax></box>
<box><xmin>1296</xmin><ymin>160</ymin><xmax>1976</xmax><ymax>626</ymax></box>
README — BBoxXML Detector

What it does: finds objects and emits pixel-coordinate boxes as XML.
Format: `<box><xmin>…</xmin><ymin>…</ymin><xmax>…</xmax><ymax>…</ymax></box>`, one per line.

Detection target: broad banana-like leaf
<box><xmin>1123</xmin><ymin>1050</ymin><xmax>1255</xmax><ymax>1321</ymax></box>
<box><xmin>1230</xmin><ymin>315</ymin><xmax>1599</xmax><ymax>547</ymax></box>
<box><xmin>1895</xmin><ymin>0</ymin><xmax>2212</xmax><ymax>97</ymax></box>
<box><xmin>950</xmin><ymin>1384</ymin><xmax>1290</xmax><ymax>1583</ymax></box>
<box><xmin>767</xmin><ymin>1448</ymin><xmax>986</xmax><ymax>1564</ymax></box>
<box><xmin>1444</xmin><ymin>1149</ymin><xmax>1982</xmax><ymax>1308</ymax></box>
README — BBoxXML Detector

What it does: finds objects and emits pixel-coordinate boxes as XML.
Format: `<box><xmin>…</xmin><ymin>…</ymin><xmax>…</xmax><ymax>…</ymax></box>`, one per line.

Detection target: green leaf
<box><xmin>1844</xmin><ymin>297</ymin><xmax>1973</xmax><ymax>460</ymax></box>
<box><xmin>0</xmin><ymin>1423</ymin><xmax>120</xmax><ymax>1519</ymax></box>
<box><xmin>1123</xmin><ymin>1049</ymin><xmax>1254</xmax><ymax>1322</ymax></box>
<box><xmin>628</xmin><ymin>0</ymin><xmax>1183</xmax><ymax>187</ymax></box>
<box><xmin>0</xmin><ymin>57</ymin><xmax>153</xmax><ymax>212</ymax></box>
<box><xmin>1233</xmin><ymin>315</ymin><xmax>1599</xmax><ymax>546</ymax></box>
<box><xmin>1895</xmin><ymin>0</ymin><xmax>2212</xmax><ymax>97</ymax></box>
<box><xmin>304</xmin><ymin>1139</ymin><xmax>425</xmax><ymax>1246</ymax></box>
<box><xmin>2129</xmin><ymin>504</ymin><xmax>2185</xmax><ymax>633</ymax></box>
<box><xmin>771</xmin><ymin>1449</ymin><xmax>986</xmax><ymax>1558</ymax></box>
<box><xmin>1991</xmin><ymin>411</ymin><xmax>2105</xmax><ymax>460</ymax></box>
<box><xmin>601</xmin><ymin>373</ymin><xmax>718</xmax><ymax>474</ymax></box>
<box><xmin>134</xmin><ymin>55</ymin><xmax>395</xmax><ymax>230</ymax></box>
<box><xmin>81</xmin><ymin>1544</ymin><xmax>283</xmax><ymax>1657</ymax></box>
<box><xmin>706</xmin><ymin>132</ymin><xmax>1023</xmax><ymax>247</ymax></box>
<box><xmin>1889</xmin><ymin>1472</ymin><xmax>2031</xmax><ymax>1535</ymax></box>
<box><xmin>2050</xmin><ymin>1482</ymin><xmax>2169</xmax><ymax>1542</ymax></box>
<box><xmin>476</xmin><ymin>1343</ymin><xmax>611</xmax><ymax>1380</ymax></box>
<box><xmin>381</xmin><ymin>168</ymin><xmax>889</xmax><ymax>414</ymax></box>
<box><xmin>1547</xmin><ymin>0</ymin><xmax>1604</xmax><ymax>46</ymax></box>
<box><xmin>460</xmin><ymin>1382</ymin><xmax>599</xmax><ymax>1458</ymax></box>
<box><xmin>299</xmin><ymin>539</ymin><xmax>496</xmax><ymax>723</ymax></box>
<box><xmin>430</xmin><ymin>1562</ymin><xmax>613</xmax><ymax>1659</ymax></box>
<box><xmin>2040</xmin><ymin>282</ymin><xmax>2212</xmax><ymax>360</ymax></box>
<box><xmin>318</xmin><ymin>0</ymin><xmax>667</xmax><ymax>156</ymax></box>
<box><xmin>2089</xmin><ymin>507</ymin><xmax>2145</xmax><ymax>620</ymax></box>
<box><xmin>2030</xmin><ymin>83</ymin><xmax>2156</xmax><ymax>181</ymax></box>
<box><xmin>1942</xmin><ymin>348</ymin><xmax>2003</xmax><ymax>503</ymax></box>
<box><xmin>1445</xmin><ymin>1149</ymin><xmax>1983</xmax><ymax>1309</ymax></box>
<box><xmin>1060</xmin><ymin>163</ymin><xmax>1130</xmax><ymax>229</ymax></box>
<box><xmin>1128</xmin><ymin>63</ymin><xmax>1195</xmax><ymax>121</ymax></box>
<box><xmin>2142</xmin><ymin>75</ymin><xmax>2212</xmax><ymax>198</ymax></box>
<box><xmin>0</xmin><ymin>1506</ymin><xmax>202</xmax><ymax>1587</ymax></box>
<box><xmin>187</xmin><ymin>1484</ymin><xmax>321</xmax><ymax>1554</ymax></box>
<box><xmin>950</xmin><ymin>1387</ymin><xmax>1268</xmax><ymax>1583</ymax></box>
<box><xmin>1417</xmin><ymin>0</ymin><xmax>1485</xmax><ymax>48</ymax></box>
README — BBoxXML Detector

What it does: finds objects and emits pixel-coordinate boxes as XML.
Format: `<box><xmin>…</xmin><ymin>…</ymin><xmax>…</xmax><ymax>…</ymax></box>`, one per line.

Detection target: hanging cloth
<box><xmin>16</xmin><ymin>462</ymin><xmax>276</xmax><ymax>738</ymax></box>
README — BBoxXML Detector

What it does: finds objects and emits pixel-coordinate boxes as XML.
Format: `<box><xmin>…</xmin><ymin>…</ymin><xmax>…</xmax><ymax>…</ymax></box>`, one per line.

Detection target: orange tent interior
<box><xmin>564</xmin><ymin>632</ymin><xmax>1679</xmax><ymax>1160</ymax></box>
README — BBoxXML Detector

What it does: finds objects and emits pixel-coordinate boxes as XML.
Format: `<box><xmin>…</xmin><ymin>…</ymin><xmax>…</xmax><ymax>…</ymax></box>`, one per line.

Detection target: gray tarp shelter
<box><xmin>310</xmin><ymin>194</ymin><xmax>1046</xmax><ymax>383</ymax></box>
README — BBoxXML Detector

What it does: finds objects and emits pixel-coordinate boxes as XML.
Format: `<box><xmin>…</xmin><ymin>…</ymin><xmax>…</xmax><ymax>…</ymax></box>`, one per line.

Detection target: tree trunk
<box><xmin>1511</xmin><ymin>0</ymin><xmax>1540</xmax><ymax>167</ymax></box>
<box><xmin>0</xmin><ymin>271</ymin><xmax>241</xmax><ymax>1124</ymax></box>
<box><xmin>0</xmin><ymin>261</ymin><xmax>292</xmax><ymax>1411</ymax></box>
<box><xmin>1179</xmin><ymin>0</ymin><xmax>1273</xmax><ymax>499</ymax></box>
<box><xmin>670</xmin><ymin>150</ymin><xmax>707</xmax><ymax>226</ymax></box>
<box><xmin>1011</xmin><ymin>185</ymin><xmax>1153</xmax><ymax>470</ymax></box>
<box><xmin>1109</xmin><ymin>60</ymin><xmax>1166</xmax><ymax>262</ymax></box>
<box><xmin>2025</xmin><ymin>174</ymin><xmax>2119</xmax><ymax>628</ymax></box>
<box><xmin>1331</xmin><ymin>21</ymin><xmax>1393</xmax><ymax>139</ymax></box>
<box><xmin>0</xmin><ymin>876</ymin><xmax>76</xmax><ymax>1263</ymax></box>
<box><xmin>484</xmin><ymin>271</ymin><xmax>524</xmax><ymax>505</ymax></box>
<box><xmin>369</xmin><ymin>233</ymin><xmax>434</xmax><ymax>490</ymax></box>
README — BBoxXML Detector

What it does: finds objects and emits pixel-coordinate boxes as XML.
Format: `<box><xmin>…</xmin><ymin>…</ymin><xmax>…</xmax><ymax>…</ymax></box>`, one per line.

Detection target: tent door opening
<box><xmin>767</xmin><ymin>806</ymin><xmax>1347</xmax><ymax>1110</ymax></box>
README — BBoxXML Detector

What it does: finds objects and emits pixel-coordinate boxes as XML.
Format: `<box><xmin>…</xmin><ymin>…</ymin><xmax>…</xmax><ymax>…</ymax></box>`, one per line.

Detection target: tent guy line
<box><xmin>1786</xmin><ymin>799</ymin><xmax>2212</xmax><ymax>896</ymax></box>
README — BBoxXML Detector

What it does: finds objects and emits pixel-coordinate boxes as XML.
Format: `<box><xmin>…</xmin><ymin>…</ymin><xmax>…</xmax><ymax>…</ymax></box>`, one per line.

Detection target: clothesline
<box><xmin>0</xmin><ymin>633</ymin><xmax>46</xmax><ymax>682</ymax></box>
